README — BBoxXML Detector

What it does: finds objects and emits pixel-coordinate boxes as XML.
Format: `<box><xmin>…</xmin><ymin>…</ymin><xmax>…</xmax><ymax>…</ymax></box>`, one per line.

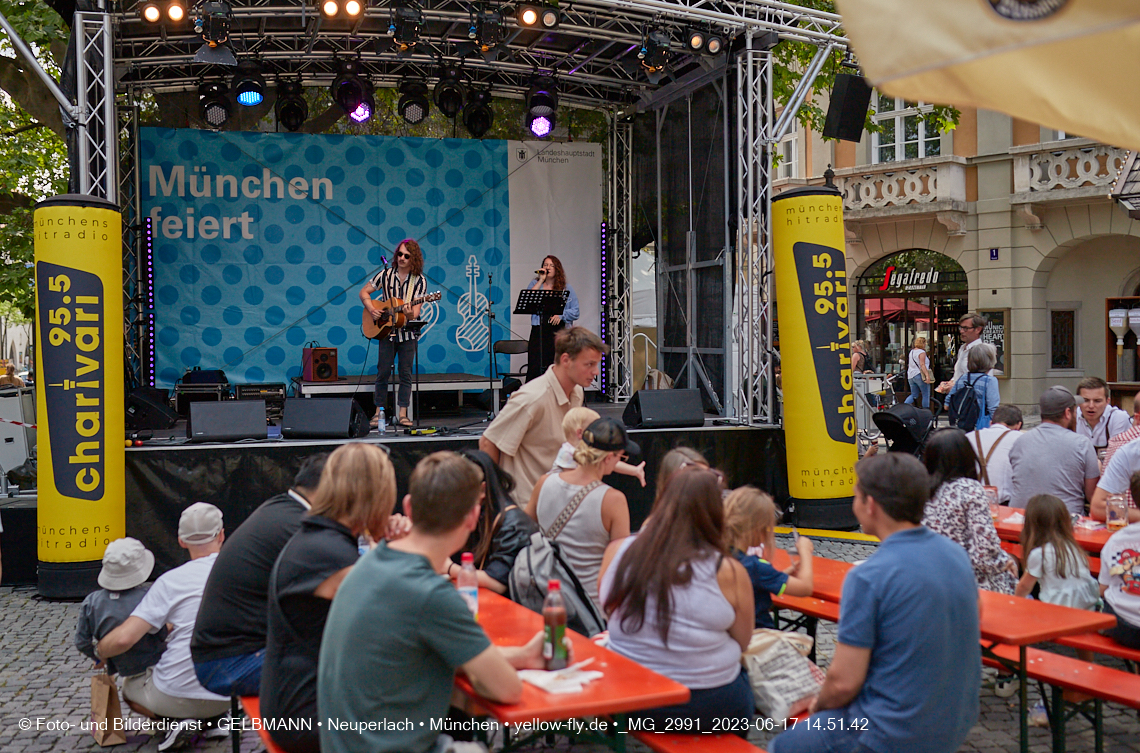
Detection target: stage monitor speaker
<box><xmin>823</xmin><ymin>73</ymin><xmax>873</xmax><ymax>143</ymax></box>
<box><xmin>126</xmin><ymin>386</ymin><xmax>179</xmax><ymax>430</ymax></box>
<box><xmin>187</xmin><ymin>400</ymin><xmax>267</xmax><ymax>442</ymax></box>
<box><xmin>302</xmin><ymin>347</ymin><xmax>338</xmax><ymax>382</ymax></box>
<box><xmin>623</xmin><ymin>388</ymin><xmax>705</xmax><ymax>429</ymax></box>
<box><xmin>281</xmin><ymin>398</ymin><xmax>370</xmax><ymax>439</ymax></box>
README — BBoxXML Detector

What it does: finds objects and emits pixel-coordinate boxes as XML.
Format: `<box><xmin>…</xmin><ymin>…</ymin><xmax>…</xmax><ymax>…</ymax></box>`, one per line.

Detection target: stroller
<box><xmin>872</xmin><ymin>403</ymin><xmax>935</xmax><ymax>457</ymax></box>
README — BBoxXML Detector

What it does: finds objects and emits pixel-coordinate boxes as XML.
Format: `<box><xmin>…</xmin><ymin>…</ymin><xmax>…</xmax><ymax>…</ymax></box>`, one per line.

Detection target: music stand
<box><xmin>514</xmin><ymin>289</ymin><xmax>570</xmax><ymax>378</ymax></box>
<box><xmin>403</xmin><ymin>320</ymin><xmax>427</xmax><ymax>431</ymax></box>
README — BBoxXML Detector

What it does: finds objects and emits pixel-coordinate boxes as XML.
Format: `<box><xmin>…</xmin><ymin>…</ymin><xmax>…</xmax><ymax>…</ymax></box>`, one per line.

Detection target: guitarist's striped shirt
<box><xmin>369</xmin><ymin>267</ymin><xmax>427</xmax><ymax>343</ymax></box>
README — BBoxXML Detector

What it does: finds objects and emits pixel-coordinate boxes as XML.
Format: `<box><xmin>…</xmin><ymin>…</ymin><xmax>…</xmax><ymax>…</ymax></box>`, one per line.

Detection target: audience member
<box><xmin>922</xmin><ymin>429</ymin><xmax>1018</xmax><ymax>594</ymax></box>
<box><xmin>723</xmin><ymin>486</ymin><xmax>813</xmax><ymax>629</ymax></box>
<box><xmin>768</xmin><ymin>454</ymin><xmax>979</xmax><ymax>753</ymax></box>
<box><xmin>600</xmin><ymin>467</ymin><xmax>755</xmax><ymax>732</ymax></box>
<box><xmin>1076</xmin><ymin>377</ymin><xmax>1131</xmax><ymax>450</ymax></box>
<box><xmin>76</xmin><ymin>539</ymin><xmax>167</xmax><ymax>678</ymax></box>
<box><xmin>261</xmin><ymin>444</ymin><xmax>397</xmax><ymax>753</ymax></box>
<box><xmin>904</xmin><ymin>335</ymin><xmax>933</xmax><ymax>409</ymax></box>
<box><xmin>551</xmin><ymin>406</ymin><xmax>646</xmax><ymax>485</ymax></box>
<box><xmin>1015</xmin><ymin>494</ymin><xmax>1099</xmax><ymax>609</ymax></box>
<box><xmin>653</xmin><ymin>447</ymin><xmax>709</xmax><ymax>505</ymax></box>
<box><xmin>1090</xmin><ymin>443</ymin><xmax>1140</xmax><ymax>526</ymax></box>
<box><xmin>480</xmin><ymin>326</ymin><xmax>606</xmax><ymax>505</ymax></box>
<box><xmin>0</xmin><ymin>363</ymin><xmax>24</xmax><ymax>387</ymax></box>
<box><xmin>318</xmin><ymin>451</ymin><xmax>550</xmax><ymax>753</ymax></box>
<box><xmin>1009</xmin><ymin>386</ymin><xmax>1099</xmax><ymax>515</ymax></box>
<box><xmin>96</xmin><ymin>503</ymin><xmax>230</xmax><ymax>751</ymax></box>
<box><xmin>949</xmin><ymin>342</ymin><xmax>1000</xmax><ymax>429</ymax></box>
<box><xmin>1099</xmin><ymin>480</ymin><xmax>1140</xmax><ymax>649</ymax></box>
<box><xmin>850</xmin><ymin>340</ymin><xmax>869</xmax><ymax>373</ymax></box>
<box><xmin>937</xmin><ymin>312</ymin><xmax>988</xmax><ymax>394</ymax></box>
<box><xmin>191</xmin><ymin>454</ymin><xmax>327</xmax><ymax>697</ymax></box>
<box><xmin>969</xmin><ymin>404</ymin><xmax>1023</xmax><ymax>505</ymax></box>
<box><xmin>525</xmin><ymin>417</ymin><xmax>634</xmax><ymax>611</ymax></box>
<box><xmin>446</xmin><ymin>449</ymin><xmax>538</xmax><ymax>595</ymax></box>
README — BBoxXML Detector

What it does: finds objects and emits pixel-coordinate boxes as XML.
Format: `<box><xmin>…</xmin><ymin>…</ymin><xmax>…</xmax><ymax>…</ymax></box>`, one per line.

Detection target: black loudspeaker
<box><xmin>623</xmin><ymin>389</ymin><xmax>705</xmax><ymax>429</ymax></box>
<box><xmin>823</xmin><ymin>73</ymin><xmax>873</xmax><ymax>143</ymax></box>
<box><xmin>281</xmin><ymin>398</ymin><xmax>370</xmax><ymax>439</ymax></box>
<box><xmin>125</xmin><ymin>386</ymin><xmax>179</xmax><ymax>430</ymax></box>
<box><xmin>187</xmin><ymin>400</ymin><xmax>267</xmax><ymax>442</ymax></box>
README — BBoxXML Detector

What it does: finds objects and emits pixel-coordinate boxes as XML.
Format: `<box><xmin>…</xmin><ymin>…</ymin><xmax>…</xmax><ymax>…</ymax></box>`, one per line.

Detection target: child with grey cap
<box><xmin>75</xmin><ymin>537</ymin><xmax>168</xmax><ymax>677</ymax></box>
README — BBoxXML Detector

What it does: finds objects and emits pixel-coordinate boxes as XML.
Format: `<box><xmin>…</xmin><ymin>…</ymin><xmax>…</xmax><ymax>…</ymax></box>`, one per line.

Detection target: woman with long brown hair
<box><xmin>525</xmin><ymin>254</ymin><xmax>580</xmax><ymax>381</ymax></box>
<box><xmin>599</xmin><ymin>465</ymin><xmax>754</xmax><ymax>732</ymax></box>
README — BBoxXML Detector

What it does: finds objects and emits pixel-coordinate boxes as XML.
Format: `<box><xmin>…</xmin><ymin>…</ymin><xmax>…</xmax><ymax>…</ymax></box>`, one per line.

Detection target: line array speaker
<box><xmin>823</xmin><ymin>73</ymin><xmax>873</xmax><ymax>143</ymax></box>
<box><xmin>302</xmin><ymin>347</ymin><xmax>338</xmax><ymax>382</ymax></box>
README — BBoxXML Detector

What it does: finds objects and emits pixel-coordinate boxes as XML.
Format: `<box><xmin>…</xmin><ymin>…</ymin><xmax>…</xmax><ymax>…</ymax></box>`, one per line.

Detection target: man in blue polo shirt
<box><xmin>770</xmin><ymin>453</ymin><xmax>979</xmax><ymax>753</ymax></box>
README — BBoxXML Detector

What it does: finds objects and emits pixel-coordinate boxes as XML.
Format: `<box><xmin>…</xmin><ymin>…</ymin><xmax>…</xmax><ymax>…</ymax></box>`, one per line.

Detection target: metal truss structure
<box><xmin>21</xmin><ymin>0</ymin><xmax>847</xmax><ymax>412</ymax></box>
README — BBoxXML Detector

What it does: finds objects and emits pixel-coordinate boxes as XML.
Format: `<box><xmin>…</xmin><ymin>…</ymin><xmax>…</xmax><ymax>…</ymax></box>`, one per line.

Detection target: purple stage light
<box><xmin>350</xmin><ymin>101</ymin><xmax>372</xmax><ymax>122</ymax></box>
<box><xmin>529</xmin><ymin>115</ymin><xmax>552</xmax><ymax>138</ymax></box>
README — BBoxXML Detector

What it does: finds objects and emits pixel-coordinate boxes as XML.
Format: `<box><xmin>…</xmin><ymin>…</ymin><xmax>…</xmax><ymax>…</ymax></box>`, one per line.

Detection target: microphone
<box><xmin>534</xmin><ymin>269</ymin><xmax>546</xmax><ymax>276</ymax></box>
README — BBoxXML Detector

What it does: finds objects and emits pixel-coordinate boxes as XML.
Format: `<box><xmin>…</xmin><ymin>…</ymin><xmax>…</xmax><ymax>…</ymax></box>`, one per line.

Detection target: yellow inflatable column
<box><xmin>34</xmin><ymin>195</ymin><xmax>125</xmax><ymax>597</ymax></box>
<box><xmin>772</xmin><ymin>186</ymin><xmax>859</xmax><ymax>528</ymax></box>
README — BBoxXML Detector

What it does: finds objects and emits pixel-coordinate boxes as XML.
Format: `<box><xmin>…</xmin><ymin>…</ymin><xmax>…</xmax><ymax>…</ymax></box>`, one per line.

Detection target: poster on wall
<box><xmin>139</xmin><ymin>129</ymin><xmax>601</xmax><ymax>389</ymax></box>
<box><xmin>979</xmin><ymin>308</ymin><xmax>1009</xmax><ymax>378</ymax></box>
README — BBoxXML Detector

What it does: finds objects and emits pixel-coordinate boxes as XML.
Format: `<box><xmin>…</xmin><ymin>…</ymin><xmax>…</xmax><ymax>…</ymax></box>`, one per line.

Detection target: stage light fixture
<box><xmin>167</xmin><ymin>1</ymin><xmax>185</xmax><ymax>21</ymax></box>
<box><xmin>330</xmin><ymin>60</ymin><xmax>368</xmax><ymax>118</ymax></box>
<box><xmin>636</xmin><ymin>28</ymin><xmax>670</xmax><ymax>83</ymax></box>
<box><xmin>388</xmin><ymin>0</ymin><xmax>424</xmax><ymax>55</ymax></box>
<box><xmin>685</xmin><ymin>29</ymin><xmax>704</xmax><ymax>52</ymax></box>
<box><xmin>344</xmin><ymin>0</ymin><xmax>362</xmax><ymax>16</ymax></box>
<box><xmin>349</xmin><ymin>85</ymin><xmax>375</xmax><ymax>123</ymax></box>
<box><xmin>141</xmin><ymin>3</ymin><xmax>161</xmax><ymax>22</ymax></box>
<box><xmin>525</xmin><ymin>75</ymin><xmax>557</xmax><ymax>139</ymax></box>
<box><xmin>517</xmin><ymin>3</ymin><xmax>557</xmax><ymax>29</ymax></box>
<box><xmin>398</xmin><ymin>80</ymin><xmax>430</xmax><ymax>124</ymax></box>
<box><xmin>434</xmin><ymin>65</ymin><xmax>467</xmax><ymax>119</ymax></box>
<box><xmin>540</xmin><ymin>6</ymin><xmax>559</xmax><ymax>28</ymax></box>
<box><xmin>322</xmin><ymin>0</ymin><xmax>338</xmax><ymax>16</ymax></box>
<box><xmin>463</xmin><ymin>87</ymin><xmax>494</xmax><ymax>137</ymax></box>
<box><xmin>193</xmin><ymin>0</ymin><xmax>237</xmax><ymax>66</ymax></box>
<box><xmin>199</xmin><ymin>81</ymin><xmax>231</xmax><ymax>129</ymax></box>
<box><xmin>517</xmin><ymin>4</ymin><xmax>539</xmax><ymax>26</ymax></box>
<box><xmin>231</xmin><ymin>61</ymin><xmax>265</xmax><ymax>106</ymax></box>
<box><xmin>275</xmin><ymin>80</ymin><xmax>308</xmax><ymax>132</ymax></box>
<box><xmin>705</xmin><ymin>32</ymin><xmax>724</xmax><ymax>55</ymax></box>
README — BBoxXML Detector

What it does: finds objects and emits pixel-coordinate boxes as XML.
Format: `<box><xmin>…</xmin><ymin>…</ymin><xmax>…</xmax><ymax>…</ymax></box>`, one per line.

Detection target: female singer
<box><xmin>525</xmin><ymin>255</ymin><xmax>579</xmax><ymax>382</ymax></box>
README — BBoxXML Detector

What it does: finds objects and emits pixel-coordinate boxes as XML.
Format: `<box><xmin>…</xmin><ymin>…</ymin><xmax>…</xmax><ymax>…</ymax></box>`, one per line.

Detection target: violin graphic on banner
<box><xmin>456</xmin><ymin>255</ymin><xmax>489</xmax><ymax>353</ymax></box>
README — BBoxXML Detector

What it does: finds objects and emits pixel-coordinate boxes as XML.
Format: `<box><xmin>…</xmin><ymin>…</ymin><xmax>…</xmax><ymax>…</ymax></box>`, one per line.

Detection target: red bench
<box><xmin>999</xmin><ymin>541</ymin><xmax>1101</xmax><ymax>575</ymax></box>
<box><xmin>1053</xmin><ymin>631</ymin><xmax>1140</xmax><ymax>669</ymax></box>
<box><xmin>632</xmin><ymin>731</ymin><xmax>767</xmax><ymax>753</ymax></box>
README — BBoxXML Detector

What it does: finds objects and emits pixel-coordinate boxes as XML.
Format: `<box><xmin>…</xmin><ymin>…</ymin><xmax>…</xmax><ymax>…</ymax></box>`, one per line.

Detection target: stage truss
<box><xmin>26</xmin><ymin>0</ymin><xmax>847</xmax><ymax>423</ymax></box>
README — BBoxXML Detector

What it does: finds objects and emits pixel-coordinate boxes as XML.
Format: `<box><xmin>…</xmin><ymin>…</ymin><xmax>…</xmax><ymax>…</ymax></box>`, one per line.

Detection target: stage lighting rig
<box><xmin>685</xmin><ymin>27</ymin><xmax>724</xmax><ymax>55</ymax></box>
<box><xmin>398</xmin><ymin>80</ymin><xmax>431</xmax><ymax>124</ymax></box>
<box><xmin>199</xmin><ymin>81</ymin><xmax>231</xmax><ymax>129</ymax></box>
<box><xmin>458</xmin><ymin>10</ymin><xmax>509</xmax><ymax>62</ymax></box>
<box><xmin>434</xmin><ymin>65</ymin><xmax>467</xmax><ymax>119</ymax></box>
<box><xmin>321</xmin><ymin>0</ymin><xmax>364</xmax><ymax>18</ymax></box>
<box><xmin>349</xmin><ymin>84</ymin><xmax>375</xmax><ymax>123</ymax></box>
<box><xmin>463</xmin><ymin>87</ymin><xmax>494</xmax><ymax>137</ymax></box>
<box><xmin>232</xmin><ymin>61</ymin><xmax>266</xmax><ymax>106</ymax></box>
<box><xmin>331</xmin><ymin>60</ymin><xmax>371</xmax><ymax>119</ymax></box>
<box><xmin>141</xmin><ymin>1</ymin><xmax>185</xmax><ymax>22</ymax></box>
<box><xmin>525</xmin><ymin>75</ymin><xmax>557</xmax><ymax>139</ymax></box>
<box><xmin>636</xmin><ymin>28</ymin><xmax>671</xmax><ymax>84</ymax></box>
<box><xmin>387</xmin><ymin>0</ymin><xmax>424</xmax><ymax>57</ymax></box>
<box><xmin>275</xmin><ymin>80</ymin><xmax>308</xmax><ymax>132</ymax></box>
<box><xmin>193</xmin><ymin>1</ymin><xmax>237</xmax><ymax>66</ymax></box>
<box><xmin>516</xmin><ymin>3</ymin><xmax>559</xmax><ymax>29</ymax></box>
<box><xmin>141</xmin><ymin>2</ymin><xmax>161</xmax><ymax>22</ymax></box>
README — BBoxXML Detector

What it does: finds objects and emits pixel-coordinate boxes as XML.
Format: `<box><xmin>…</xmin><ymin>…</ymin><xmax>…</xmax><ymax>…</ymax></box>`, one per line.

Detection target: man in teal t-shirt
<box><xmin>319</xmin><ymin>452</ymin><xmax>548</xmax><ymax>753</ymax></box>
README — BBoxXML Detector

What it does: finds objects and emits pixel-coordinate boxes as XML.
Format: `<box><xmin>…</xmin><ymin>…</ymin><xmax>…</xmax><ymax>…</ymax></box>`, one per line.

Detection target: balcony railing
<box><xmin>1012</xmin><ymin>139</ymin><xmax>1127</xmax><ymax>196</ymax></box>
<box><xmin>835</xmin><ymin>155</ymin><xmax>967</xmax><ymax>211</ymax></box>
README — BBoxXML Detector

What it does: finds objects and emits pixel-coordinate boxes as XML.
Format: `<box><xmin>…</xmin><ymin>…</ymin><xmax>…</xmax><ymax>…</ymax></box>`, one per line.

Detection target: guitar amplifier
<box><xmin>302</xmin><ymin>347</ymin><xmax>338</xmax><ymax>382</ymax></box>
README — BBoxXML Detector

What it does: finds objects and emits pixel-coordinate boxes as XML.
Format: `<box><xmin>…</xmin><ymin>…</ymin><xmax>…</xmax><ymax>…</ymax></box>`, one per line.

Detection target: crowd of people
<box><xmin>70</xmin><ymin>322</ymin><xmax>1140</xmax><ymax>753</ymax></box>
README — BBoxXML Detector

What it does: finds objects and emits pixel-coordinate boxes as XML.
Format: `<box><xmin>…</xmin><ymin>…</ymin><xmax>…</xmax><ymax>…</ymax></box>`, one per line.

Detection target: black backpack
<box><xmin>948</xmin><ymin>374</ymin><xmax>983</xmax><ymax>432</ymax></box>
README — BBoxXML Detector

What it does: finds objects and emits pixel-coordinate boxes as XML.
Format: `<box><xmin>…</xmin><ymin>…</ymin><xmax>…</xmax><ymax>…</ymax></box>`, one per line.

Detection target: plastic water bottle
<box><xmin>357</xmin><ymin>535</ymin><xmax>370</xmax><ymax>557</ymax></box>
<box><xmin>543</xmin><ymin>580</ymin><xmax>568</xmax><ymax>670</ymax></box>
<box><xmin>377</xmin><ymin>407</ymin><xmax>386</xmax><ymax>433</ymax></box>
<box><xmin>458</xmin><ymin>552</ymin><xmax>479</xmax><ymax>619</ymax></box>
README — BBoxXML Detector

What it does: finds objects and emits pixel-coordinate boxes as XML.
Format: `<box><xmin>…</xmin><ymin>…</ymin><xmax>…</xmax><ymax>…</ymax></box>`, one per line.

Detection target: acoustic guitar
<box><xmin>361</xmin><ymin>291</ymin><xmax>442</xmax><ymax>340</ymax></box>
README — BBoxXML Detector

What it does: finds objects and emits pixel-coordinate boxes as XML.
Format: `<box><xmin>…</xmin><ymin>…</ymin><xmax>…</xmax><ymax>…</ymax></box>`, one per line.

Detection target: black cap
<box><xmin>582</xmin><ymin>417</ymin><xmax>640</xmax><ymax>457</ymax></box>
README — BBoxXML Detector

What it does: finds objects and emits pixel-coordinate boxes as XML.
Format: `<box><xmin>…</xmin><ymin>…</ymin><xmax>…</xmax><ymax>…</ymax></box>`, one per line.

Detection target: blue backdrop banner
<box><xmin>140</xmin><ymin>127</ymin><xmax>510</xmax><ymax>389</ymax></box>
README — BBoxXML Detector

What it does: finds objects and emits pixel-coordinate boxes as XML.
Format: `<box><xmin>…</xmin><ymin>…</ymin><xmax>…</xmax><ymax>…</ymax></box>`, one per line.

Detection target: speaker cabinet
<box><xmin>622</xmin><ymin>389</ymin><xmax>705</xmax><ymax>429</ymax></box>
<box><xmin>302</xmin><ymin>347</ymin><xmax>338</xmax><ymax>382</ymax></box>
<box><xmin>281</xmin><ymin>398</ymin><xmax>370</xmax><ymax>439</ymax></box>
<box><xmin>187</xmin><ymin>400</ymin><xmax>267</xmax><ymax>442</ymax></box>
<box><xmin>126</xmin><ymin>386</ymin><xmax>179</xmax><ymax>430</ymax></box>
<box><xmin>823</xmin><ymin>73</ymin><xmax>873</xmax><ymax>143</ymax></box>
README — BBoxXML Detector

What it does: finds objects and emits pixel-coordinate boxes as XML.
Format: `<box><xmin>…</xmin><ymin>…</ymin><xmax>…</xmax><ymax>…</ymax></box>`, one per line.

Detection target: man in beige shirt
<box><xmin>480</xmin><ymin>327</ymin><xmax>607</xmax><ymax>505</ymax></box>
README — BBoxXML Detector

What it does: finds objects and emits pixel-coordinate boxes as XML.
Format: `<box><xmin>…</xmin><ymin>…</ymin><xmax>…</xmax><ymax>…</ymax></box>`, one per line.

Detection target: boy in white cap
<box><xmin>75</xmin><ymin>538</ymin><xmax>167</xmax><ymax>678</ymax></box>
<box><xmin>97</xmin><ymin>503</ymin><xmax>230</xmax><ymax>750</ymax></box>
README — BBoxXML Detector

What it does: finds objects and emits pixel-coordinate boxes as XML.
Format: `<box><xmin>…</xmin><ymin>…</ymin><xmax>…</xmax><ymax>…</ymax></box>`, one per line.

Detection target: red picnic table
<box><xmin>993</xmin><ymin>505</ymin><xmax>1112</xmax><ymax>555</ymax></box>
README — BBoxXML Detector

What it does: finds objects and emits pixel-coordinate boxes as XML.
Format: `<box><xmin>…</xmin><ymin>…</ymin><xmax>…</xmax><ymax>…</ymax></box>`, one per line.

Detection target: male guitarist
<box><xmin>358</xmin><ymin>239</ymin><xmax>427</xmax><ymax>429</ymax></box>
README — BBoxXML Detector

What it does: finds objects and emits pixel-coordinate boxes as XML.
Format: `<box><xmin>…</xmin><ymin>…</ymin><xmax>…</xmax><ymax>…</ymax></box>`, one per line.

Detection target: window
<box><xmin>871</xmin><ymin>95</ymin><xmax>941</xmax><ymax>164</ymax></box>
<box><xmin>776</xmin><ymin>134</ymin><xmax>798</xmax><ymax>180</ymax></box>
<box><xmin>1050</xmin><ymin>309</ymin><xmax>1077</xmax><ymax>369</ymax></box>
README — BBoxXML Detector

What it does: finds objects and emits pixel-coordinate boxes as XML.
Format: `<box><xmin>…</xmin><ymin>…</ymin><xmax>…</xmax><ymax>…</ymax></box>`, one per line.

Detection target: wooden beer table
<box><xmin>453</xmin><ymin>589</ymin><xmax>691</xmax><ymax>751</ymax></box>
<box><xmin>993</xmin><ymin>505</ymin><xmax>1112</xmax><ymax>555</ymax></box>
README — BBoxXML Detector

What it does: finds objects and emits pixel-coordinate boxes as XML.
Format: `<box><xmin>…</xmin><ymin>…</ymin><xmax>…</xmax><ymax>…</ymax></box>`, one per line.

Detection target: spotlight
<box><xmin>330</xmin><ymin>60</ymin><xmax>368</xmax><ymax>118</ymax></box>
<box><xmin>685</xmin><ymin>29</ymin><xmax>704</xmax><ymax>52</ymax></box>
<box><xmin>463</xmin><ymin>87</ymin><xmax>494</xmax><ymax>137</ymax></box>
<box><xmin>434</xmin><ymin>65</ymin><xmax>466</xmax><ymax>119</ymax></box>
<box><xmin>167</xmin><ymin>1</ymin><xmax>185</xmax><ymax>21</ymax></box>
<box><xmin>636</xmin><ymin>28</ymin><xmax>670</xmax><ymax>83</ymax></box>
<box><xmin>193</xmin><ymin>0</ymin><xmax>236</xmax><ymax>66</ymax></box>
<box><xmin>344</xmin><ymin>0</ymin><xmax>362</xmax><ymax>16</ymax></box>
<box><xmin>349</xmin><ymin>85</ymin><xmax>374</xmax><ymax>123</ymax></box>
<box><xmin>199</xmin><ymin>81</ymin><xmax>231</xmax><ymax>129</ymax></box>
<box><xmin>517</xmin><ymin>3</ymin><xmax>557</xmax><ymax>29</ymax></box>
<box><xmin>687</xmin><ymin>27</ymin><xmax>724</xmax><ymax>55</ymax></box>
<box><xmin>322</xmin><ymin>0</ymin><xmax>338</xmax><ymax>16</ymax></box>
<box><xmin>275</xmin><ymin>80</ymin><xmax>308</xmax><ymax>132</ymax></box>
<box><xmin>540</xmin><ymin>7</ymin><xmax>559</xmax><ymax>28</ymax></box>
<box><xmin>525</xmin><ymin>75</ymin><xmax>557</xmax><ymax>139</ymax></box>
<box><xmin>232</xmin><ymin>60</ymin><xmax>265</xmax><ymax>107</ymax></box>
<box><xmin>388</xmin><ymin>0</ymin><xmax>424</xmax><ymax>54</ymax></box>
<box><xmin>517</xmin><ymin>4</ymin><xmax>539</xmax><ymax>26</ymax></box>
<box><xmin>398</xmin><ymin>80</ymin><xmax>430</xmax><ymax>124</ymax></box>
<box><xmin>705</xmin><ymin>32</ymin><xmax>724</xmax><ymax>55</ymax></box>
<box><xmin>141</xmin><ymin>2</ymin><xmax>161</xmax><ymax>22</ymax></box>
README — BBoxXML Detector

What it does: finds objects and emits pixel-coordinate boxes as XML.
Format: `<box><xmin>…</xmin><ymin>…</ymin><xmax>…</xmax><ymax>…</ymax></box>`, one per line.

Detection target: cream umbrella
<box><xmin>835</xmin><ymin>0</ymin><xmax>1140</xmax><ymax>150</ymax></box>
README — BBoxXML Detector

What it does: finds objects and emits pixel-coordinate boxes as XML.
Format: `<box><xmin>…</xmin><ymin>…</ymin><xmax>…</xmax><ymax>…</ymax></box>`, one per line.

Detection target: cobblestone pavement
<box><xmin>1</xmin><ymin>536</ymin><xmax>1136</xmax><ymax>753</ymax></box>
